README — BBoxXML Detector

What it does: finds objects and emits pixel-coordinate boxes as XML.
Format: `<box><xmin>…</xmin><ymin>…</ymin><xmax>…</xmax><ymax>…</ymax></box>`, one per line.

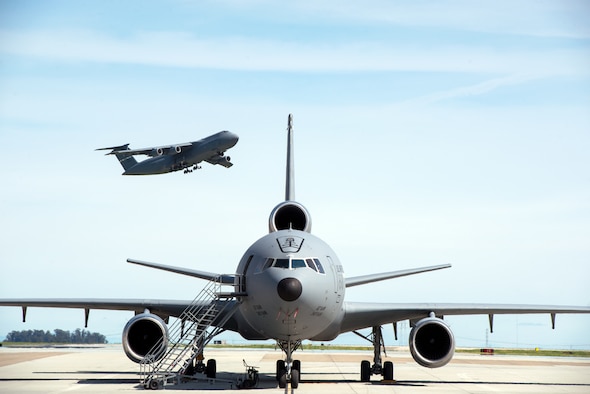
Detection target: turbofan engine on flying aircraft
<box><xmin>268</xmin><ymin>201</ymin><xmax>311</xmax><ymax>233</ymax></box>
<box><xmin>408</xmin><ymin>316</ymin><xmax>455</xmax><ymax>368</ymax></box>
<box><xmin>122</xmin><ymin>313</ymin><xmax>169</xmax><ymax>363</ymax></box>
<box><xmin>207</xmin><ymin>155</ymin><xmax>232</xmax><ymax>165</ymax></box>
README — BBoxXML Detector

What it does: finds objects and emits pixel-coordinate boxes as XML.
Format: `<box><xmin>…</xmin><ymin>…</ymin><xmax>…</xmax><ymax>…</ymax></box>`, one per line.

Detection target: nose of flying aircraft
<box><xmin>277</xmin><ymin>277</ymin><xmax>302</xmax><ymax>302</ymax></box>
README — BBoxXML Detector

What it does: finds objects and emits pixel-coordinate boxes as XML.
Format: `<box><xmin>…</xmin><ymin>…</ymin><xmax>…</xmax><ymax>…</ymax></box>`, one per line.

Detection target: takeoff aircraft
<box><xmin>96</xmin><ymin>130</ymin><xmax>239</xmax><ymax>175</ymax></box>
<box><xmin>1</xmin><ymin>115</ymin><xmax>589</xmax><ymax>390</ymax></box>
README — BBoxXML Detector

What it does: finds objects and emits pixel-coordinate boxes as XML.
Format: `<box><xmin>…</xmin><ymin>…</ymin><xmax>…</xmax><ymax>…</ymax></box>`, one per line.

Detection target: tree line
<box><xmin>4</xmin><ymin>329</ymin><xmax>107</xmax><ymax>344</ymax></box>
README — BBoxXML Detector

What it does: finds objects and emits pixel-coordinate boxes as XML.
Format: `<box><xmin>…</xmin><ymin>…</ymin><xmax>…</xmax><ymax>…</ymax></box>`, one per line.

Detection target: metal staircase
<box><xmin>139</xmin><ymin>277</ymin><xmax>240</xmax><ymax>389</ymax></box>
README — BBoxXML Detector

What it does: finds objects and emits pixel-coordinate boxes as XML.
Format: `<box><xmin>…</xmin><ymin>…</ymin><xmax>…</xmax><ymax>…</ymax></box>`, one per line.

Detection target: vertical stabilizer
<box><xmin>114</xmin><ymin>152</ymin><xmax>138</xmax><ymax>172</ymax></box>
<box><xmin>96</xmin><ymin>144</ymin><xmax>138</xmax><ymax>173</ymax></box>
<box><xmin>286</xmin><ymin>114</ymin><xmax>295</xmax><ymax>201</ymax></box>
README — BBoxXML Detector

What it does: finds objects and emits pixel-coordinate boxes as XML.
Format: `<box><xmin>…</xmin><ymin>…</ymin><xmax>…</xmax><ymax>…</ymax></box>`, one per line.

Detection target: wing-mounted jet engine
<box><xmin>409</xmin><ymin>315</ymin><xmax>455</xmax><ymax>368</ymax></box>
<box><xmin>122</xmin><ymin>312</ymin><xmax>169</xmax><ymax>363</ymax></box>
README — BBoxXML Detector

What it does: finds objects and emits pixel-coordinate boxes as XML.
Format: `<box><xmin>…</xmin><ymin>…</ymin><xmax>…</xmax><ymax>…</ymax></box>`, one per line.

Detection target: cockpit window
<box><xmin>314</xmin><ymin>258</ymin><xmax>325</xmax><ymax>274</ymax></box>
<box><xmin>263</xmin><ymin>258</ymin><xmax>274</xmax><ymax>270</ymax></box>
<box><xmin>263</xmin><ymin>257</ymin><xmax>326</xmax><ymax>273</ymax></box>
<box><xmin>273</xmin><ymin>258</ymin><xmax>290</xmax><ymax>268</ymax></box>
<box><xmin>292</xmin><ymin>259</ymin><xmax>306</xmax><ymax>268</ymax></box>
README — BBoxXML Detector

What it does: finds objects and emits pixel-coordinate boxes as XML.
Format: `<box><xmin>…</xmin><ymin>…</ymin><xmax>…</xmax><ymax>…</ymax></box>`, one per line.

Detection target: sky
<box><xmin>0</xmin><ymin>1</ymin><xmax>589</xmax><ymax>351</ymax></box>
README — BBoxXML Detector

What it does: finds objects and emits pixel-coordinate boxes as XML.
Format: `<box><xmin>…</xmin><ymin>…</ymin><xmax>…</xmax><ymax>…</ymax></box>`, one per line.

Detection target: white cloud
<box><xmin>288</xmin><ymin>0</ymin><xmax>590</xmax><ymax>39</ymax></box>
<box><xmin>1</xmin><ymin>29</ymin><xmax>587</xmax><ymax>76</ymax></box>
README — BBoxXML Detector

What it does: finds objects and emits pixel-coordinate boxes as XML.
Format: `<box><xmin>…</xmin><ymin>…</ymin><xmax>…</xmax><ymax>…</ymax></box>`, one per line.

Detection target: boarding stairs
<box><xmin>139</xmin><ymin>276</ymin><xmax>241</xmax><ymax>389</ymax></box>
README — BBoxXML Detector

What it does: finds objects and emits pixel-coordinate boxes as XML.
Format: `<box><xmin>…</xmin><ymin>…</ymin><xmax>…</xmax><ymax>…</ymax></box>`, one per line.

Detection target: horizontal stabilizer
<box><xmin>96</xmin><ymin>144</ymin><xmax>130</xmax><ymax>154</ymax></box>
<box><xmin>127</xmin><ymin>258</ymin><xmax>235</xmax><ymax>284</ymax></box>
<box><xmin>345</xmin><ymin>264</ymin><xmax>451</xmax><ymax>288</ymax></box>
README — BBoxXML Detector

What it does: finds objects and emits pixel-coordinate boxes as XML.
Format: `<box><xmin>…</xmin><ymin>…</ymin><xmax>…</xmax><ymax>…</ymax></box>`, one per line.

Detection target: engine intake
<box><xmin>409</xmin><ymin>317</ymin><xmax>455</xmax><ymax>368</ymax></box>
<box><xmin>269</xmin><ymin>201</ymin><xmax>311</xmax><ymax>233</ymax></box>
<box><xmin>122</xmin><ymin>313</ymin><xmax>168</xmax><ymax>363</ymax></box>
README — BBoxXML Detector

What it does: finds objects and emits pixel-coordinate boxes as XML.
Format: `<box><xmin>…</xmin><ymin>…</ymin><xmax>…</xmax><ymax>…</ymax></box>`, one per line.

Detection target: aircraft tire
<box><xmin>278</xmin><ymin>372</ymin><xmax>287</xmax><ymax>389</ymax></box>
<box><xmin>291</xmin><ymin>369</ymin><xmax>300</xmax><ymax>389</ymax></box>
<box><xmin>360</xmin><ymin>360</ymin><xmax>371</xmax><ymax>382</ymax></box>
<box><xmin>276</xmin><ymin>360</ymin><xmax>286</xmax><ymax>381</ymax></box>
<box><xmin>383</xmin><ymin>361</ymin><xmax>394</xmax><ymax>381</ymax></box>
<box><xmin>293</xmin><ymin>359</ymin><xmax>301</xmax><ymax>374</ymax></box>
<box><xmin>206</xmin><ymin>359</ymin><xmax>216</xmax><ymax>379</ymax></box>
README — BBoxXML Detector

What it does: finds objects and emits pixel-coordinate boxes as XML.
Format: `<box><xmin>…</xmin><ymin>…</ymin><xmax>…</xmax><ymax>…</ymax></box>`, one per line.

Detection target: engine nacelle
<box><xmin>269</xmin><ymin>201</ymin><xmax>311</xmax><ymax>233</ymax></box>
<box><xmin>208</xmin><ymin>155</ymin><xmax>231</xmax><ymax>164</ymax></box>
<box><xmin>122</xmin><ymin>313</ymin><xmax>169</xmax><ymax>363</ymax></box>
<box><xmin>409</xmin><ymin>317</ymin><xmax>455</xmax><ymax>368</ymax></box>
<box><xmin>172</xmin><ymin>146</ymin><xmax>182</xmax><ymax>154</ymax></box>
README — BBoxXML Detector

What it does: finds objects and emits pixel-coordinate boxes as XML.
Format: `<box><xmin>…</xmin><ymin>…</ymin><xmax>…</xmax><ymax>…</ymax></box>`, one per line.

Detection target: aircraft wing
<box><xmin>204</xmin><ymin>154</ymin><xmax>233</xmax><ymax>168</ymax></box>
<box><xmin>340</xmin><ymin>302</ymin><xmax>590</xmax><ymax>333</ymax></box>
<box><xmin>0</xmin><ymin>298</ymin><xmax>191</xmax><ymax>323</ymax></box>
<box><xmin>118</xmin><ymin>142</ymin><xmax>193</xmax><ymax>157</ymax></box>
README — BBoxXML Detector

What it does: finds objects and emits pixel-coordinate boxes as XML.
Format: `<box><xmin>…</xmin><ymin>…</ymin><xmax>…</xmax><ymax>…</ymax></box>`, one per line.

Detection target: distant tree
<box><xmin>4</xmin><ymin>329</ymin><xmax>107</xmax><ymax>344</ymax></box>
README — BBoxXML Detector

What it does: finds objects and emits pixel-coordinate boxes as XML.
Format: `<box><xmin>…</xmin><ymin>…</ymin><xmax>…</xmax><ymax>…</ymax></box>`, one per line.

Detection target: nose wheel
<box><xmin>276</xmin><ymin>339</ymin><xmax>302</xmax><ymax>389</ymax></box>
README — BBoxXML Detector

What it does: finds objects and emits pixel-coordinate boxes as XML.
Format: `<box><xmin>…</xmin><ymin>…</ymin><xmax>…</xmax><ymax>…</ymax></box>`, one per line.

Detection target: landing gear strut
<box><xmin>275</xmin><ymin>339</ymin><xmax>302</xmax><ymax>389</ymax></box>
<box><xmin>354</xmin><ymin>326</ymin><xmax>394</xmax><ymax>382</ymax></box>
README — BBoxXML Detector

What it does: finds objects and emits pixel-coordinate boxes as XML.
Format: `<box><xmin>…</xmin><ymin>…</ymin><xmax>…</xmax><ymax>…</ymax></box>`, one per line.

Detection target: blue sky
<box><xmin>1</xmin><ymin>1</ymin><xmax>589</xmax><ymax>349</ymax></box>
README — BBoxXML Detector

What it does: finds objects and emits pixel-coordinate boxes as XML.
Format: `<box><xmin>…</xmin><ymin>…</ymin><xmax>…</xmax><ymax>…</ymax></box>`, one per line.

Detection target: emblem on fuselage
<box><xmin>277</xmin><ymin>236</ymin><xmax>304</xmax><ymax>253</ymax></box>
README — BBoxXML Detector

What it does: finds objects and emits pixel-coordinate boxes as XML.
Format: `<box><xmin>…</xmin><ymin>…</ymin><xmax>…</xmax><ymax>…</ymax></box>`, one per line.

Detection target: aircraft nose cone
<box><xmin>277</xmin><ymin>277</ymin><xmax>302</xmax><ymax>302</ymax></box>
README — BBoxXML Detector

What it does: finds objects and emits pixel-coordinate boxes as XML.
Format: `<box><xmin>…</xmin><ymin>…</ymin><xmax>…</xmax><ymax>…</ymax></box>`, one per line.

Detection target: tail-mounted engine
<box><xmin>269</xmin><ymin>201</ymin><xmax>312</xmax><ymax>233</ymax></box>
<box><xmin>409</xmin><ymin>316</ymin><xmax>455</xmax><ymax>368</ymax></box>
<box><xmin>122</xmin><ymin>312</ymin><xmax>169</xmax><ymax>363</ymax></box>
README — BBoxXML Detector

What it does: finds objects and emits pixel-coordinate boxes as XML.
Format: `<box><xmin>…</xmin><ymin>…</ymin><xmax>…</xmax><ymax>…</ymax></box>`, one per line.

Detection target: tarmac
<box><xmin>1</xmin><ymin>344</ymin><xmax>589</xmax><ymax>393</ymax></box>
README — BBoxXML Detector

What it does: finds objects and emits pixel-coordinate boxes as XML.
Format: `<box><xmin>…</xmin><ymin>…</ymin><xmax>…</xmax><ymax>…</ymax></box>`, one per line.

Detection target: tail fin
<box><xmin>285</xmin><ymin>114</ymin><xmax>295</xmax><ymax>201</ymax></box>
<box><xmin>96</xmin><ymin>144</ymin><xmax>138</xmax><ymax>172</ymax></box>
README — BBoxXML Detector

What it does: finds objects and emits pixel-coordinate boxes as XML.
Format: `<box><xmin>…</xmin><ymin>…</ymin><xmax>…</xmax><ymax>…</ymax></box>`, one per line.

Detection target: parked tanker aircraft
<box><xmin>2</xmin><ymin>115</ymin><xmax>590</xmax><ymax>389</ymax></box>
<box><xmin>96</xmin><ymin>130</ymin><xmax>239</xmax><ymax>175</ymax></box>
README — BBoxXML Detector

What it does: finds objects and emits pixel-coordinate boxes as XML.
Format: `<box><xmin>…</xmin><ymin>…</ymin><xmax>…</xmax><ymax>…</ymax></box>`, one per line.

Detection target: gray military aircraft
<box><xmin>1</xmin><ymin>115</ymin><xmax>589</xmax><ymax>390</ymax></box>
<box><xmin>96</xmin><ymin>130</ymin><xmax>239</xmax><ymax>175</ymax></box>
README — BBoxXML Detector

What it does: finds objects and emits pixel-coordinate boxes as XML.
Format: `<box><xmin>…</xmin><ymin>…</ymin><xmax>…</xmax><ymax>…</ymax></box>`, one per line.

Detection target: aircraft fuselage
<box><xmin>235</xmin><ymin>229</ymin><xmax>345</xmax><ymax>342</ymax></box>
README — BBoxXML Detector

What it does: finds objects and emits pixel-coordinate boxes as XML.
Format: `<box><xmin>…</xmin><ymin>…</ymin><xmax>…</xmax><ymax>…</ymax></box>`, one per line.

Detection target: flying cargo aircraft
<box><xmin>1</xmin><ymin>115</ymin><xmax>589</xmax><ymax>390</ymax></box>
<box><xmin>96</xmin><ymin>130</ymin><xmax>239</xmax><ymax>175</ymax></box>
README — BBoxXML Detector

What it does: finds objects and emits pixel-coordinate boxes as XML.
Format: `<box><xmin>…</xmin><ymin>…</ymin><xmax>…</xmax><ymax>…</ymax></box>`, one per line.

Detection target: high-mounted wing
<box><xmin>204</xmin><ymin>154</ymin><xmax>233</xmax><ymax>168</ymax></box>
<box><xmin>118</xmin><ymin>142</ymin><xmax>193</xmax><ymax>157</ymax></box>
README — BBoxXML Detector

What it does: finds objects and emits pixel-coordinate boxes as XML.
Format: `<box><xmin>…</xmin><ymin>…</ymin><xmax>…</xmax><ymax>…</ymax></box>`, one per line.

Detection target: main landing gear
<box><xmin>275</xmin><ymin>339</ymin><xmax>302</xmax><ymax>389</ymax></box>
<box><xmin>183</xmin><ymin>164</ymin><xmax>201</xmax><ymax>174</ymax></box>
<box><xmin>354</xmin><ymin>326</ymin><xmax>395</xmax><ymax>382</ymax></box>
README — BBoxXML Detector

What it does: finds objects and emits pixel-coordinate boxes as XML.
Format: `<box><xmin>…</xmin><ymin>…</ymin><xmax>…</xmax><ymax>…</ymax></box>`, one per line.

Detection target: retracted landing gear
<box><xmin>354</xmin><ymin>326</ymin><xmax>395</xmax><ymax>382</ymax></box>
<box><xmin>276</xmin><ymin>339</ymin><xmax>302</xmax><ymax>389</ymax></box>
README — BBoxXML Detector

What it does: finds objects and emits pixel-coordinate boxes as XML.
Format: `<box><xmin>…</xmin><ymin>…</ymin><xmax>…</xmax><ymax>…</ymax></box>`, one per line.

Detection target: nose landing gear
<box><xmin>276</xmin><ymin>339</ymin><xmax>302</xmax><ymax>389</ymax></box>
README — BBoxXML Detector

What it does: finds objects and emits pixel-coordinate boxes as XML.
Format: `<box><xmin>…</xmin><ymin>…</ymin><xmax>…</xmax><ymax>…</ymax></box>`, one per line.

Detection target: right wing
<box><xmin>0</xmin><ymin>298</ymin><xmax>191</xmax><ymax>326</ymax></box>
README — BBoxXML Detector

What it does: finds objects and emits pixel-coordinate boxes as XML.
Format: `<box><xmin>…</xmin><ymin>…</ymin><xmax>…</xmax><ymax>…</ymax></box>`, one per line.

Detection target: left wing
<box><xmin>205</xmin><ymin>154</ymin><xmax>233</xmax><ymax>168</ymax></box>
<box><xmin>340</xmin><ymin>302</ymin><xmax>590</xmax><ymax>333</ymax></box>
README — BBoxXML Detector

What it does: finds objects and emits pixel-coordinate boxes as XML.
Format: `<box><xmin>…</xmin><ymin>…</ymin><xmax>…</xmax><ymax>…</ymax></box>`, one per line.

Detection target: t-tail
<box><xmin>95</xmin><ymin>144</ymin><xmax>138</xmax><ymax>172</ymax></box>
<box><xmin>268</xmin><ymin>114</ymin><xmax>312</xmax><ymax>233</ymax></box>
